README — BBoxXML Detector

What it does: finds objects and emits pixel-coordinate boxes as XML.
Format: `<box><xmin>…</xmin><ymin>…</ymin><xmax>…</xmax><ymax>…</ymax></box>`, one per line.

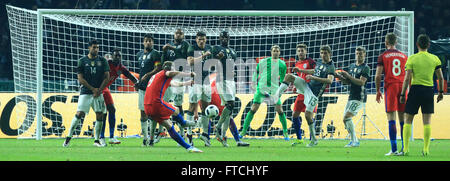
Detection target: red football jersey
<box><xmin>144</xmin><ymin>70</ymin><xmax>173</xmax><ymax>105</ymax></box>
<box><xmin>294</xmin><ymin>58</ymin><xmax>316</xmax><ymax>83</ymax></box>
<box><xmin>377</xmin><ymin>49</ymin><xmax>408</xmax><ymax>85</ymax></box>
<box><xmin>106</xmin><ymin>60</ymin><xmax>130</xmax><ymax>88</ymax></box>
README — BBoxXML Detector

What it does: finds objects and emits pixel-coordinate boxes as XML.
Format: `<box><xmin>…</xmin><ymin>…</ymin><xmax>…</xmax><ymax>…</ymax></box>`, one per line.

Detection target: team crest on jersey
<box><xmin>303</xmin><ymin>64</ymin><xmax>307</xmax><ymax>68</ymax></box>
<box><xmin>320</xmin><ymin>65</ymin><xmax>323</xmax><ymax>69</ymax></box>
<box><xmin>143</xmin><ymin>55</ymin><xmax>147</xmax><ymax>60</ymax></box>
<box><xmin>91</xmin><ymin>61</ymin><xmax>95</xmax><ymax>66</ymax></box>
<box><xmin>226</xmin><ymin>49</ymin><xmax>230</xmax><ymax>53</ymax></box>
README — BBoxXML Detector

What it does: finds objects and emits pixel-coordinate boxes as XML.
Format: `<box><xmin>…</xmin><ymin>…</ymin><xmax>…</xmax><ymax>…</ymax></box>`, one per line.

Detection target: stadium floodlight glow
<box><xmin>6</xmin><ymin>5</ymin><xmax>413</xmax><ymax>140</ymax></box>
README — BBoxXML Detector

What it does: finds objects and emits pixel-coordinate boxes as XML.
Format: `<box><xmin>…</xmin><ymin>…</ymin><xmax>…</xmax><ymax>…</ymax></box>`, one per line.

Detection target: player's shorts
<box><xmin>344</xmin><ymin>100</ymin><xmax>365</xmax><ymax>116</ymax></box>
<box><xmin>77</xmin><ymin>94</ymin><xmax>107</xmax><ymax>114</ymax></box>
<box><xmin>216</xmin><ymin>80</ymin><xmax>236</xmax><ymax>105</ymax></box>
<box><xmin>253</xmin><ymin>89</ymin><xmax>281</xmax><ymax>105</ymax></box>
<box><xmin>384</xmin><ymin>82</ymin><xmax>407</xmax><ymax>112</ymax></box>
<box><xmin>102</xmin><ymin>88</ymin><xmax>114</xmax><ymax>106</ymax></box>
<box><xmin>144</xmin><ymin>101</ymin><xmax>176</xmax><ymax>123</ymax></box>
<box><xmin>293</xmin><ymin>75</ymin><xmax>318</xmax><ymax>113</ymax></box>
<box><xmin>293</xmin><ymin>94</ymin><xmax>317</xmax><ymax>113</ymax></box>
<box><xmin>163</xmin><ymin>87</ymin><xmax>184</xmax><ymax>106</ymax></box>
<box><xmin>138</xmin><ymin>89</ymin><xmax>146</xmax><ymax>111</ymax></box>
<box><xmin>405</xmin><ymin>85</ymin><xmax>434</xmax><ymax>115</ymax></box>
<box><xmin>189</xmin><ymin>84</ymin><xmax>212</xmax><ymax>103</ymax></box>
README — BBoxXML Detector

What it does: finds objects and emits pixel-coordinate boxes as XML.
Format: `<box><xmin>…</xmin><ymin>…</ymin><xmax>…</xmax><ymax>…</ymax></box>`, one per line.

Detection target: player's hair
<box><xmin>196</xmin><ymin>31</ymin><xmax>207</xmax><ymax>37</ymax></box>
<box><xmin>271</xmin><ymin>44</ymin><xmax>280</xmax><ymax>51</ymax></box>
<box><xmin>296</xmin><ymin>43</ymin><xmax>307</xmax><ymax>50</ymax></box>
<box><xmin>163</xmin><ymin>61</ymin><xmax>173</xmax><ymax>71</ymax></box>
<box><xmin>417</xmin><ymin>34</ymin><xmax>430</xmax><ymax>49</ymax></box>
<box><xmin>220</xmin><ymin>30</ymin><xmax>229</xmax><ymax>38</ymax></box>
<box><xmin>143</xmin><ymin>33</ymin><xmax>154</xmax><ymax>41</ymax></box>
<box><xmin>356</xmin><ymin>46</ymin><xmax>366</xmax><ymax>53</ymax></box>
<box><xmin>385</xmin><ymin>33</ymin><xmax>397</xmax><ymax>46</ymax></box>
<box><xmin>88</xmin><ymin>39</ymin><xmax>99</xmax><ymax>47</ymax></box>
<box><xmin>112</xmin><ymin>48</ymin><xmax>121</xmax><ymax>54</ymax></box>
<box><xmin>320</xmin><ymin>45</ymin><xmax>332</xmax><ymax>54</ymax></box>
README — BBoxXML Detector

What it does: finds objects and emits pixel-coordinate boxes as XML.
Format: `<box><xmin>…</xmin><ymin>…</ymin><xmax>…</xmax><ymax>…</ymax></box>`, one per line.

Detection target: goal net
<box><xmin>6</xmin><ymin>5</ymin><xmax>413</xmax><ymax>139</ymax></box>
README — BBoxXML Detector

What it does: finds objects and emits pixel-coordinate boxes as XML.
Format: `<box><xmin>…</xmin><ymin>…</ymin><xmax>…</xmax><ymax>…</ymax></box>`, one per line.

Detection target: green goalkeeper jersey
<box><xmin>253</xmin><ymin>57</ymin><xmax>287</xmax><ymax>94</ymax></box>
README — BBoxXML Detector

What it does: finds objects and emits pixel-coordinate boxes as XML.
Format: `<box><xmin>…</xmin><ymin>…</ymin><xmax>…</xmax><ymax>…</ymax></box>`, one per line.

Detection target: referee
<box><xmin>399</xmin><ymin>34</ymin><xmax>444</xmax><ymax>156</ymax></box>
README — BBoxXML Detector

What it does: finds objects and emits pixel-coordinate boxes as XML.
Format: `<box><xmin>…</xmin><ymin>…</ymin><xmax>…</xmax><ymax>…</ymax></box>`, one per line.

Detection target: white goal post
<box><xmin>6</xmin><ymin>5</ymin><xmax>414</xmax><ymax>140</ymax></box>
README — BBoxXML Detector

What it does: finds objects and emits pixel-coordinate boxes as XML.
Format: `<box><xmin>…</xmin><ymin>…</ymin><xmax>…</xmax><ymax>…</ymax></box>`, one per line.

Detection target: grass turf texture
<box><xmin>1</xmin><ymin>138</ymin><xmax>449</xmax><ymax>161</ymax></box>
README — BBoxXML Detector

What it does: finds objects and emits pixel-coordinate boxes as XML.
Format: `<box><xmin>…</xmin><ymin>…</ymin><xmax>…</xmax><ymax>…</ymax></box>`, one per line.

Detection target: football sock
<box><xmin>400</xmin><ymin>121</ymin><xmax>404</xmax><ymax>151</ymax></box>
<box><xmin>94</xmin><ymin>120</ymin><xmax>103</xmax><ymax>141</ymax></box>
<box><xmin>279</xmin><ymin>113</ymin><xmax>288</xmax><ymax>135</ymax></box>
<box><xmin>240</xmin><ymin>110</ymin><xmax>255</xmax><ymax>136</ymax></box>
<box><xmin>219</xmin><ymin>107</ymin><xmax>232</xmax><ymax>138</ymax></box>
<box><xmin>207</xmin><ymin>120</ymin><xmax>211</xmax><ymax>139</ymax></box>
<box><xmin>345</xmin><ymin>118</ymin><xmax>357</xmax><ymax>143</ymax></box>
<box><xmin>200</xmin><ymin>114</ymin><xmax>209</xmax><ymax>135</ymax></box>
<box><xmin>308</xmin><ymin>121</ymin><xmax>316</xmax><ymax>141</ymax></box>
<box><xmin>403</xmin><ymin>123</ymin><xmax>412</xmax><ymax>153</ymax></box>
<box><xmin>168</xmin><ymin>125</ymin><xmax>191</xmax><ymax>149</ymax></box>
<box><xmin>149</xmin><ymin>119</ymin><xmax>157</xmax><ymax>140</ymax></box>
<box><xmin>388</xmin><ymin>120</ymin><xmax>397</xmax><ymax>152</ymax></box>
<box><xmin>108</xmin><ymin>112</ymin><xmax>116</xmax><ymax>138</ymax></box>
<box><xmin>275</xmin><ymin>82</ymin><xmax>289</xmax><ymax>97</ymax></box>
<box><xmin>100</xmin><ymin>113</ymin><xmax>107</xmax><ymax>139</ymax></box>
<box><xmin>292</xmin><ymin>116</ymin><xmax>302</xmax><ymax>140</ymax></box>
<box><xmin>140</xmin><ymin>118</ymin><xmax>149</xmax><ymax>141</ymax></box>
<box><xmin>229</xmin><ymin>118</ymin><xmax>240</xmax><ymax>141</ymax></box>
<box><xmin>423</xmin><ymin>124</ymin><xmax>431</xmax><ymax>153</ymax></box>
<box><xmin>67</xmin><ymin>116</ymin><xmax>81</xmax><ymax>137</ymax></box>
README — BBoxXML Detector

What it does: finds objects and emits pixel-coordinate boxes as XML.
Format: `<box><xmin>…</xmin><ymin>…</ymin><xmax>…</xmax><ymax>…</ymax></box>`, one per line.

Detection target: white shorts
<box><xmin>138</xmin><ymin>90</ymin><xmax>145</xmax><ymax>111</ymax></box>
<box><xmin>163</xmin><ymin>86</ymin><xmax>184</xmax><ymax>106</ymax></box>
<box><xmin>189</xmin><ymin>84</ymin><xmax>212</xmax><ymax>103</ymax></box>
<box><xmin>216</xmin><ymin>80</ymin><xmax>236</xmax><ymax>105</ymax></box>
<box><xmin>344</xmin><ymin>100</ymin><xmax>365</xmax><ymax>116</ymax></box>
<box><xmin>293</xmin><ymin>75</ymin><xmax>318</xmax><ymax>112</ymax></box>
<box><xmin>77</xmin><ymin>94</ymin><xmax>107</xmax><ymax>114</ymax></box>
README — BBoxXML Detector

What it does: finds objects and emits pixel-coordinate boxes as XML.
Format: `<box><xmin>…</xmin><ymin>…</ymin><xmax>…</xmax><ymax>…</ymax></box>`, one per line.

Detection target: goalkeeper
<box><xmin>239</xmin><ymin>45</ymin><xmax>289</xmax><ymax>140</ymax></box>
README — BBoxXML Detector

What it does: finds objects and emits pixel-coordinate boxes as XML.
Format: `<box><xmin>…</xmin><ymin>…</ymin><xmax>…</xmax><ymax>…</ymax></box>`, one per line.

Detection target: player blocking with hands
<box><xmin>63</xmin><ymin>39</ymin><xmax>110</xmax><ymax>147</ymax></box>
<box><xmin>239</xmin><ymin>45</ymin><xmax>289</xmax><ymax>140</ymax></box>
<box><xmin>136</xmin><ymin>34</ymin><xmax>162</xmax><ymax>147</ymax></box>
<box><xmin>186</xmin><ymin>31</ymin><xmax>214</xmax><ymax>146</ymax></box>
<box><xmin>335</xmin><ymin>46</ymin><xmax>370</xmax><ymax>148</ymax></box>
<box><xmin>144</xmin><ymin>61</ymin><xmax>202</xmax><ymax>153</ymax></box>
<box><xmin>375</xmin><ymin>33</ymin><xmax>408</xmax><ymax>156</ymax></box>
<box><xmin>274</xmin><ymin>45</ymin><xmax>336</xmax><ymax>147</ymax></box>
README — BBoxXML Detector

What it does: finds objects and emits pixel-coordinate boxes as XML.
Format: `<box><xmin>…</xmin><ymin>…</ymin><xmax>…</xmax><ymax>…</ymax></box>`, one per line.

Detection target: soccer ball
<box><xmin>205</xmin><ymin>105</ymin><xmax>219</xmax><ymax>119</ymax></box>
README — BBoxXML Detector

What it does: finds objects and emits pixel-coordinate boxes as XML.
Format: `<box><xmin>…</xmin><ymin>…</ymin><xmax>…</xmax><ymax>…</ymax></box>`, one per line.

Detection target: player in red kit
<box><xmin>144</xmin><ymin>61</ymin><xmax>202</xmax><ymax>153</ymax></box>
<box><xmin>100</xmin><ymin>49</ymin><xmax>138</xmax><ymax>146</ymax></box>
<box><xmin>375</xmin><ymin>33</ymin><xmax>408</xmax><ymax>156</ymax></box>
<box><xmin>291</xmin><ymin>44</ymin><xmax>316</xmax><ymax>146</ymax></box>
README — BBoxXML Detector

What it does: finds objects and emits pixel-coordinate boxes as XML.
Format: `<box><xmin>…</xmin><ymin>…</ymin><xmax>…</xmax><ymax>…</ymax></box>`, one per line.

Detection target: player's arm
<box><xmin>307</xmin><ymin>74</ymin><xmax>334</xmax><ymax>84</ymax></box>
<box><xmin>77</xmin><ymin>73</ymin><xmax>95</xmax><ymax>92</ymax></box>
<box><xmin>375</xmin><ymin>65</ymin><xmax>384</xmax><ymax>93</ymax></box>
<box><xmin>121</xmin><ymin>66</ymin><xmax>138</xmax><ymax>84</ymax></box>
<box><xmin>280</xmin><ymin>62</ymin><xmax>287</xmax><ymax>82</ymax></box>
<box><xmin>400</xmin><ymin>69</ymin><xmax>412</xmax><ymax>104</ymax></box>
<box><xmin>293</xmin><ymin>67</ymin><xmax>315</xmax><ymax>74</ymax></box>
<box><xmin>98</xmin><ymin>71</ymin><xmax>110</xmax><ymax>94</ymax></box>
<box><xmin>342</xmin><ymin>71</ymin><xmax>367</xmax><ymax>86</ymax></box>
<box><xmin>170</xmin><ymin>80</ymin><xmax>194</xmax><ymax>87</ymax></box>
<box><xmin>251</xmin><ymin>62</ymin><xmax>260</xmax><ymax>90</ymax></box>
<box><xmin>188</xmin><ymin>51</ymin><xmax>211</xmax><ymax>65</ymax></box>
<box><xmin>166</xmin><ymin>71</ymin><xmax>195</xmax><ymax>78</ymax></box>
<box><xmin>334</xmin><ymin>72</ymin><xmax>350</xmax><ymax>85</ymax></box>
<box><xmin>436</xmin><ymin>67</ymin><xmax>444</xmax><ymax>103</ymax></box>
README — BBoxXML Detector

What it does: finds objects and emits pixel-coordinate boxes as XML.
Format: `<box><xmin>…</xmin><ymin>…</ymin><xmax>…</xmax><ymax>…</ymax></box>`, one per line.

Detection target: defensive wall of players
<box><xmin>1</xmin><ymin>93</ymin><xmax>449</xmax><ymax>139</ymax></box>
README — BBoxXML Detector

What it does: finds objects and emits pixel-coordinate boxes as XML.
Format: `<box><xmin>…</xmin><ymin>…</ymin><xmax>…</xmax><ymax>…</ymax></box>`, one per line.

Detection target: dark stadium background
<box><xmin>0</xmin><ymin>0</ymin><xmax>449</xmax><ymax>92</ymax></box>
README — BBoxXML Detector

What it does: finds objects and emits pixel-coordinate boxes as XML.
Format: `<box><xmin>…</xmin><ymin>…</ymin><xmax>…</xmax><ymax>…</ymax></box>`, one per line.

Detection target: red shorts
<box><xmin>384</xmin><ymin>82</ymin><xmax>407</xmax><ymax>112</ymax></box>
<box><xmin>293</xmin><ymin>94</ymin><xmax>317</xmax><ymax>113</ymax></box>
<box><xmin>144</xmin><ymin>100</ymin><xmax>176</xmax><ymax>123</ymax></box>
<box><xmin>102</xmin><ymin>88</ymin><xmax>114</xmax><ymax>106</ymax></box>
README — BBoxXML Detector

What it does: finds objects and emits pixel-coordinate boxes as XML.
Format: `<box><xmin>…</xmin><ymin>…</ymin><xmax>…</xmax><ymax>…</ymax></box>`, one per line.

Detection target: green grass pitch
<box><xmin>1</xmin><ymin>138</ymin><xmax>449</xmax><ymax>161</ymax></box>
